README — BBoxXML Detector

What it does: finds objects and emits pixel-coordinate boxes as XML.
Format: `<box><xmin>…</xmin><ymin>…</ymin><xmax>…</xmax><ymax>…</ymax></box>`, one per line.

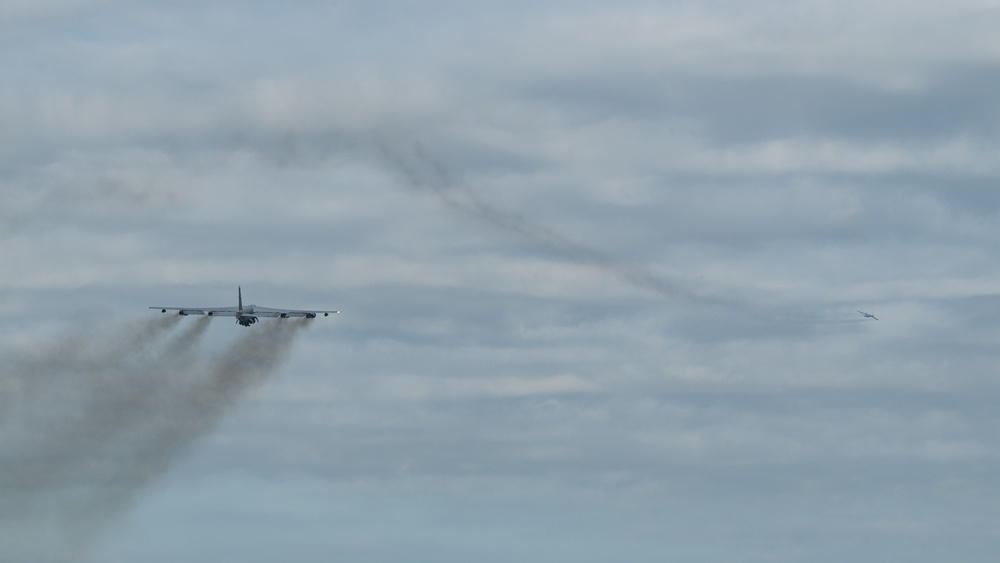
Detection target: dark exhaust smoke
<box><xmin>0</xmin><ymin>316</ymin><xmax>312</xmax><ymax>561</ymax></box>
<box><xmin>374</xmin><ymin>139</ymin><xmax>708</xmax><ymax>302</ymax></box>
<box><xmin>372</xmin><ymin>140</ymin><xmax>864</xmax><ymax>325</ymax></box>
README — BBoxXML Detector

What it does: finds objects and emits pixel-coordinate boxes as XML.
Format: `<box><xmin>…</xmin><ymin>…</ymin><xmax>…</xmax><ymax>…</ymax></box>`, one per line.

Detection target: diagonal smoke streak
<box><xmin>2</xmin><ymin>316</ymin><xmax>216</xmax><ymax>496</ymax></box>
<box><xmin>54</xmin><ymin>317</ymin><xmax>312</xmax><ymax>549</ymax></box>
<box><xmin>0</xmin><ymin>316</ymin><xmax>189</xmax><ymax>558</ymax></box>
<box><xmin>0</xmin><ymin>316</ymin><xmax>311</xmax><ymax>560</ymax></box>
<box><xmin>374</xmin><ymin>139</ymin><xmax>709</xmax><ymax>302</ymax></box>
<box><xmin>372</xmin><ymin>140</ymin><xmax>865</xmax><ymax>324</ymax></box>
<box><xmin>160</xmin><ymin>314</ymin><xmax>212</xmax><ymax>359</ymax></box>
<box><xmin>118</xmin><ymin>317</ymin><xmax>310</xmax><ymax>490</ymax></box>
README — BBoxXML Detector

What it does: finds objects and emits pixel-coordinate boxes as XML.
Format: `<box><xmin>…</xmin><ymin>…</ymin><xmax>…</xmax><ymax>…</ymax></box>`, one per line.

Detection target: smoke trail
<box><xmin>0</xmin><ymin>316</ymin><xmax>187</xmax><ymax>560</ymax></box>
<box><xmin>160</xmin><ymin>314</ymin><xmax>212</xmax><ymax>358</ymax></box>
<box><xmin>374</xmin><ymin>138</ymin><xmax>708</xmax><ymax>302</ymax></box>
<box><xmin>372</xmin><ymin>140</ymin><xmax>873</xmax><ymax>325</ymax></box>
<box><xmin>0</xmin><ymin>316</ymin><xmax>312</xmax><ymax>561</ymax></box>
<box><xmin>0</xmin><ymin>315</ymin><xmax>181</xmax><ymax>419</ymax></box>
<box><xmin>47</xmin><ymin>317</ymin><xmax>311</xmax><ymax>551</ymax></box>
<box><xmin>116</xmin><ymin>317</ymin><xmax>311</xmax><ymax>490</ymax></box>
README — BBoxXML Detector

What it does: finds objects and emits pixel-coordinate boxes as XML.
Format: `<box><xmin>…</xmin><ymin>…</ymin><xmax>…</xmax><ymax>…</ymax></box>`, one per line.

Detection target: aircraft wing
<box><xmin>149</xmin><ymin>306</ymin><xmax>239</xmax><ymax>316</ymax></box>
<box><xmin>249</xmin><ymin>305</ymin><xmax>341</xmax><ymax>318</ymax></box>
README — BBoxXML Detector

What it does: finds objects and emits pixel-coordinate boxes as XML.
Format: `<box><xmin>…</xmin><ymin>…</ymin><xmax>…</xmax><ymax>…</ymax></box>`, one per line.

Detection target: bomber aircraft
<box><xmin>151</xmin><ymin>287</ymin><xmax>339</xmax><ymax>327</ymax></box>
<box><xmin>857</xmin><ymin>310</ymin><xmax>879</xmax><ymax>321</ymax></box>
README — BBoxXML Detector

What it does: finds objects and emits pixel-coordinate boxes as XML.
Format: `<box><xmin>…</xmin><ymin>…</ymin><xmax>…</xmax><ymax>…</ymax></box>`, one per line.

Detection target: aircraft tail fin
<box><xmin>238</xmin><ymin>286</ymin><xmax>243</xmax><ymax>312</ymax></box>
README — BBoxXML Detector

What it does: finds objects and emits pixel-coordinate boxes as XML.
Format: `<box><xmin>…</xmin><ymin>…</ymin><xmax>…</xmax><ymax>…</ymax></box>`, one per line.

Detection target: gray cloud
<box><xmin>521</xmin><ymin>63</ymin><xmax>1000</xmax><ymax>145</ymax></box>
<box><xmin>2</xmin><ymin>1</ymin><xmax>1000</xmax><ymax>562</ymax></box>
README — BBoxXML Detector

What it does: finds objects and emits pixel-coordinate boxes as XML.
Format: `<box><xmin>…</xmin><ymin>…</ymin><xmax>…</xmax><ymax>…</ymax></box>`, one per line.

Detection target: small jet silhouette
<box><xmin>857</xmin><ymin>310</ymin><xmax>879</xmax><ymax>321</ymax></box>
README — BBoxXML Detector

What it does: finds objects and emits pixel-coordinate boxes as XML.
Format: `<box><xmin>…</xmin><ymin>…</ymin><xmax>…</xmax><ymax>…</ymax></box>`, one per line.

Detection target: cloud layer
<box><xmin>1</xmin><ymin>1</ymin><xmax>999</xmax><ymax>562</ymax></box>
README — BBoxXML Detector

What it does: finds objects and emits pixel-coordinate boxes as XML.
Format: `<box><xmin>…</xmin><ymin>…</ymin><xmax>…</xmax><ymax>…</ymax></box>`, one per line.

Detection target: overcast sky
<box><xmin>2</xmin><ymin>1</ymin><xmax>1000</xmax><ymax>562</ymax></box>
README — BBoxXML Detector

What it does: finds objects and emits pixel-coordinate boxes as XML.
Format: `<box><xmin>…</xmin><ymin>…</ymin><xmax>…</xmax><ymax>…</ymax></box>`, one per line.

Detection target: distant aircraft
<box><xmin>857</xmin><ymin>310</ymin><xmax>879</xmax><ymax>321</ymax></box>
<box><xmin>151</xmin><ymin>287</ymin><xmax>339</xmax><ymax>327</ymax></box>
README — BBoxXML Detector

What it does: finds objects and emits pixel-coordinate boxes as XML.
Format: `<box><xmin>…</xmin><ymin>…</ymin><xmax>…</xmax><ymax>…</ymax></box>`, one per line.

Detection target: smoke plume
<box><xmin>374</xmin><ymin>138</ymin><xmax>711</xmax><ymax>302</ymax></box>
<box><xmin>0</xmin><ymin>316</ymin><xmax>311</xmax><ymax>562</ymax></box>
<box><xmin>372</xmin><ymin>139</ymin><xmax>873</xmax><ymax>325</ymax></box>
